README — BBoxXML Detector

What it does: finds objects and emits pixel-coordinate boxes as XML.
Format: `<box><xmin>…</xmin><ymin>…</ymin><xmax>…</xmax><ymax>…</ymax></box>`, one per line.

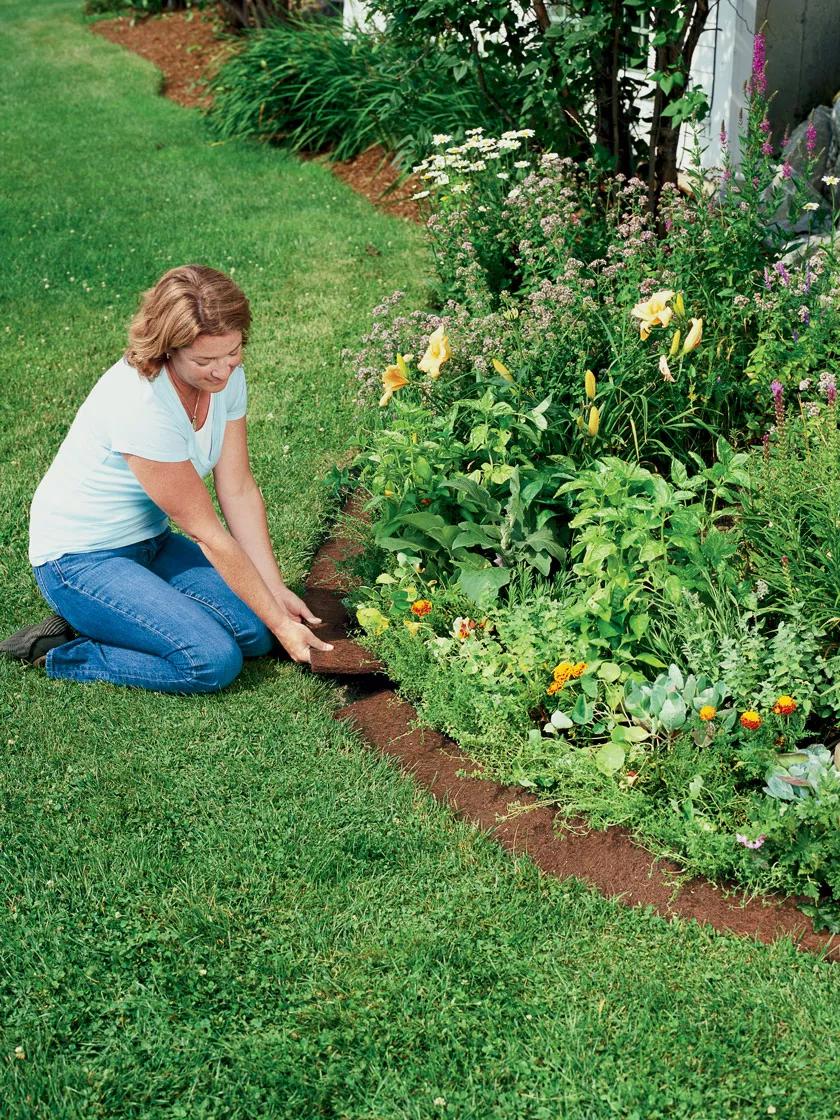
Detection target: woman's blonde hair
<box><xmin>126</xmin><ymin>264</ymin><xmax>252</xmax><ymax>379</ymax></box>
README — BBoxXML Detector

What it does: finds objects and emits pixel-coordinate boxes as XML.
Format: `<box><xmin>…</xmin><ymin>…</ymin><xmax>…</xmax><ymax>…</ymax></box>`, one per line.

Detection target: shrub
<box><xmin>208</xmin><ymin>20</ymin><xmax>496</xmax><ymax>166</ymax></box>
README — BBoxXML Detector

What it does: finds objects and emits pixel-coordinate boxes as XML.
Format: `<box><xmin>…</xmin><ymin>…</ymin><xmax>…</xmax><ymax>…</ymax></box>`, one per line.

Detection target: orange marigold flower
<box><xmin>548</xmin><ymin>661</ymin><xmax>587</xmax><ymax>695</ymax></box>
<box><xmin>739</xmin><ymin>710</ymin><xmax>762</xmax><ymax>731</ymax></box>
<box><xmin>772</xmin><ymin>695</ymin><xmax>797</xmax><ymax>716</ymax></box>
<box><xmin>698</xmin><ymin>705</ymin><xmax>717</xmax><ymax>721</ymax></box>
<box><xmin>410</xmin><ymin>599</ymin><xmax>432</xmax><ymax>618</ymax></box>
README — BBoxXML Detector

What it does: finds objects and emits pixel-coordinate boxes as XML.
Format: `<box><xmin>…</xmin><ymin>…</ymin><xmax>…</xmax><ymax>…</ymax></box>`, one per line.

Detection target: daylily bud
<box><xmin>585</xmin><ymin>369</ymin><xmax>597</xmax><ymax>400</ymax></box>
<box><xmin>681</xmin><ymin>318</ymin><xmax>703</xmax><ymax>355</ymax></box>
<box><xmin>587</xmin><ymin>405</ymin><xmax>600</xmax><ymax>437</ymax></box>
<box><xmin>492</xmin><ymin>358</ymin><xmax>513</xmax><ymax>381</ymax></box>
<box><xmin>674</xmin><ymin>292</ymin><xmax>685</xmax><ymax>317</ymax></box>
<box><xmin>659</xmin><ymin>355</ymin><xmax>675</xmax><ymax>383</ymax></box>
<box><xmin>669</xmin><ymin>330</ymin><xmax>681</xmax><ymax>357</ymax></box>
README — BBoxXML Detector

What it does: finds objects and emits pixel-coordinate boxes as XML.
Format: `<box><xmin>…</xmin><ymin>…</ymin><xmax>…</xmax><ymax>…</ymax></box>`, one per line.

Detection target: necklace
<box><xmin>170</xmin><ymin>372</ymin><xmax>203</xmax><ymax>429</ymax></box>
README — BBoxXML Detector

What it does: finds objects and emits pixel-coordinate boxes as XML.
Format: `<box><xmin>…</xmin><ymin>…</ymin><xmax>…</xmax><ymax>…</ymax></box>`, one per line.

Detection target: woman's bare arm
<box><xmin>122</xmin><ymin>453</ymin><xmax>331</xmax><ymax>663</ymax></box>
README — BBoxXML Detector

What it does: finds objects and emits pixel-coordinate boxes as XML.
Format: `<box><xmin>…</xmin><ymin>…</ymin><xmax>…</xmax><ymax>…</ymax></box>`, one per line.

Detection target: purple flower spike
<box><xmin>760</xmin><ymin>117</ymin><xmax>771</xmax><ymax>134</ymax></box>
<box><xmin>771</xmin><ymin>379</ymin><xmax>784</xmax><ymax>401</ymax></box>
<box><xmin>806</xmin><ymin>119</ymin><xmax>818</xmax><ymax>155</ymax></box>
<box><xmin>761</xmin><ymin>141</ymin><xmax>773</xmax><ymax>156</ymax></box>
<box><xmin>782</xmin><ymin>160</ymin><xmax>793</xmax><ymax>180</ymax></box>
<box><xmin>720</xmin><ymin>123</ymin><xmax>728</xmax><ymax>147</ymax></box>
<box><xmin>829</xmin><ymin>384</ymin><xmax>838</xmax><ymax>406</ymax></box>
<box><xmin>751</xmin><ymin>33</ymin><xmax>767</xmax><ymax>96</ymax></box>
<box><xmin>773</xmin><ymin>261</ymin><xmax>790</xmax><ymax>287</ymax></box>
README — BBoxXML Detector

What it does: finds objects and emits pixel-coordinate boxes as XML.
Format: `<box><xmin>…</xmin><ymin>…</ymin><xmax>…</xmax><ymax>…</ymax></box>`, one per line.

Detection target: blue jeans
<box><xmin>33</xmin><ymin>529</ymin><xmax>274</xmax><ymax>693</ymax></box>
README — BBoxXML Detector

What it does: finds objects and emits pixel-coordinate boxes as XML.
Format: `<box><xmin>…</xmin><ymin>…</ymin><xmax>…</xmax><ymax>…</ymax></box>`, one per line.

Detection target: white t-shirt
<box><xmin>29</xmin><ymin>358</ymin><xmax>247</xmax><ymax>565</ymax></box>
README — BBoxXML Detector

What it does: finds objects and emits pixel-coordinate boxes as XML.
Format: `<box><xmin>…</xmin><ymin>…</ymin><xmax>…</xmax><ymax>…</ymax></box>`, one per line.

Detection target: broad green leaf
<box><xmin>595</xmin><ymin>742</ymin><xmax>625</xmax><ymax>776</ymax></box>
<box><xmin>457</xmin><ymin>566</ymin><xmax>511</xmax><ymax>607</ymax></box>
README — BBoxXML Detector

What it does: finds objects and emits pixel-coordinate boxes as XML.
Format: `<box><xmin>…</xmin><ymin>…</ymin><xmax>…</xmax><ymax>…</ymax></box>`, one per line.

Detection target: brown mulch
<box><xmin>92</xmin><ymin>7</ymin><xmax>232</xmax><ymax>111</ymax></box>
<box><xmin>90</xmin><ymin>9</ymin><xmax>423</xmax><ymax>220</ymax></box>
<box><xmin>305</xmin><ymin>508</ymin><xmax>839</xmax><ymax>962</ymax></box>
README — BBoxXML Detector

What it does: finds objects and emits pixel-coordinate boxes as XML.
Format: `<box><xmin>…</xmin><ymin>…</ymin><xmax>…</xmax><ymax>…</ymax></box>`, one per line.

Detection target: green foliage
<box><xmin>208</xmin><ymin>20</ymin><xmax>494</xmax><ymax>166</ymax></box>
<box><xmin>356</xmin><ymin>388</ymin><xmax>573</xmax><ymax>593</ymax></box>
<box><xmin>366</xmin><ymin>0</ymin><xmax>712</xmax><ymax>183</ymax></box>
<box><xmin>742</xmin><ymin>390</ymin><xmax>840</xmax><ymax>631</ymax></box>
<box><xmin>84</xmin><ymin>0</ymin><xmax>202</xmax><ymax>15</ymax></box>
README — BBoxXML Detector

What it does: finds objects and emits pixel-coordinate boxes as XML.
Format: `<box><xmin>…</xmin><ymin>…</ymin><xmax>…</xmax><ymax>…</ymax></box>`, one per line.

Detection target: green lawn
<box><xmin>1</xmin><ymin>3</ymin><xmax>838</xmax><ymax>1117</ymax></box>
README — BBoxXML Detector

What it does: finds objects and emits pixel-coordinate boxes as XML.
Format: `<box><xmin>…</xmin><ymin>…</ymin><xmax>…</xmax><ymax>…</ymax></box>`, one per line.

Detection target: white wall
<box><xmin>686</xmin><ymin>0</ymin><xmax>758</xmax><ymax>169</ymax></box>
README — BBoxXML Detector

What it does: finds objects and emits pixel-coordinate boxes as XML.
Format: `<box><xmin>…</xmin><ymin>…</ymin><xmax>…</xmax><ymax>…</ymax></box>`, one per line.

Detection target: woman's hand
<box><xmin>274</xmin><ymin>617</ymin><xmax>333</xmax><ymax>665</ymax></box>
<box><xmin>276</xmin><ymin>585</ymin><xmax>322</xmax><ymax>626</ymax></box>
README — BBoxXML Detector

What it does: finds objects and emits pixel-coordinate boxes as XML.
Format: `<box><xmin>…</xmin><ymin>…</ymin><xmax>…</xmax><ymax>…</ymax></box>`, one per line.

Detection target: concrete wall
<box><xmin>758</xmin><ymin>0</ymin><xmax>840</xmax><ymax>134</ymax></box>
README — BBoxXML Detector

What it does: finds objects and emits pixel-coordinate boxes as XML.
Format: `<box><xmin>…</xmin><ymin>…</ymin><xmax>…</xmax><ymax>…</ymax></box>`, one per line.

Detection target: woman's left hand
<box><xmin>277</xmin><ymin>585</ymin><xmax>322</xmax><ymax>627</ymax></box>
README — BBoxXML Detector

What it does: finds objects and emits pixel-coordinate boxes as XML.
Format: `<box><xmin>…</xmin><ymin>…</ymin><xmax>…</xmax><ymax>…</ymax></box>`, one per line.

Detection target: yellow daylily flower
<box><xmin>585</xmin><ymin>369</ymin><xmax>597</xmax><ymax>400</ymax></box>
<box><xmin>492</xmin><ymin>358</ymin><xmax>513</xmax><ymax>381</ymax></box>
<box><xmin>681</xmin><ymin>318</ymin><xmax>703</xmax><ymax>355</ymax></box>
<box><xmin>587</xmin><ymin>405</ymin><xmax>600</xmax><ymax>437</ymax></box>
<box><xmin>632</xmin><ymin>290</ymin><xmax>675</xmax><ymax>339</ymax></box>
<box><xmin>674</xmin><ymin>291</ymin><xmax>685</xmax><ymax>317</ymax></box>
<box><xmin>418</xmin><ymin>325</ymin><xmax>451</xmax><ymax>380</ymax></box>
<box><xmin>378</xmin><ymin>353</ymin><xmax>410</xmax><ymax>407</ymax></box>
<box><xmin>669</xmin><ymin>330</ymin><xmax>681</xmax><ymax>357</ymax></box>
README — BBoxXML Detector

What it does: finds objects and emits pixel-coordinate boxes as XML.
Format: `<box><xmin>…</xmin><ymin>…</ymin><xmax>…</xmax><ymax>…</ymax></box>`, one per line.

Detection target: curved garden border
<box><xmin>306</xmin><ymin>507</ymin><xmax>839</xmax><ymax>962</ymax></box>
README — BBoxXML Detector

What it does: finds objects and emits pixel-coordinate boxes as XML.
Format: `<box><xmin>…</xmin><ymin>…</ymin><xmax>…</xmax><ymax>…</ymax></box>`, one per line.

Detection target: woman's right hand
<box><xmin>274</xmin><ymin>617</ymin><xmax>333</xmax><ymax>664</ymax></box>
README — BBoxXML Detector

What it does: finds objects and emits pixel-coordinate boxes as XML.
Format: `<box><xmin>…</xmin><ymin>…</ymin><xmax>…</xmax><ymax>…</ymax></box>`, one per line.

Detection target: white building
<box><xmin>343</xmin><ymin>0</ymin><xmax>840</xmax><ymax>169</ymax></box>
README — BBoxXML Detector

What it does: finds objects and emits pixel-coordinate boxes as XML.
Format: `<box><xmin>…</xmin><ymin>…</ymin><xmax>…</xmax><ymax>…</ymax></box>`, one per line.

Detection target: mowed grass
<box><xmin>1</xmin><ymin>2</ymin><xmax>838</xmax><ymax>1117</ymax></box>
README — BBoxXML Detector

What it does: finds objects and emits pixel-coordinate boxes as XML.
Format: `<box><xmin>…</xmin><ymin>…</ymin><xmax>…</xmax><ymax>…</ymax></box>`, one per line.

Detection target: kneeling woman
<box><xmin>4</xmin><ymin>264</ymin><xmax>332</xmax><ymax>692</ymax></box>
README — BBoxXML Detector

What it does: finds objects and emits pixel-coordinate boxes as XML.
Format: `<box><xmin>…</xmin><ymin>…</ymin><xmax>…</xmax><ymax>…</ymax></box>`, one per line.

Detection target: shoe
<box><xmin>0</xmin><ymin>614</ymin><xmax>75</xmax><ymax>665</ymax></box>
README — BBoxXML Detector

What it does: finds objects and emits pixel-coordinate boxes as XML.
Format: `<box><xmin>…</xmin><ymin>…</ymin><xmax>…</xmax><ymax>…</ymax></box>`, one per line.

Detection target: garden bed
<box><xmin>305</xmin><ymin>506</ymin><xmax>838</xmax><ymax>961</ymax></box>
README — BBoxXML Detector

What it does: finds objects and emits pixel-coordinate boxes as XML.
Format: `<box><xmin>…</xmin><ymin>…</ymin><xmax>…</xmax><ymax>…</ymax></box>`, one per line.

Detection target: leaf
<box><xmin>571</xmin><ymin>693</ymin><xmax>594</xmax><ymax>725</ymax></box>
<box><xmin>581</xmin><ymin>673</ymin><xmax>599</xmax><ymax>699</ymax></box>
<box><xmin>638</xmin><ymin>540</ymin><xmax>666</xmax><ymax>563</ymax></box>
<box><xmin>659</xmin><ymin>695</ymin><xmax>687</xmax><ymax>731</ymax></box>
<box><xmin>597</xmin><ymin>662</ymin><xmax>622</xmax><ymax>683</ymax></box>
<box><xmin>550</xmin><ymin>710</ymin><xmax>574</xmax><ymax>730</ymax></box>
<box><xmin>595</xmin><ymin>742</ymin><xmax>626</xmax><ymax>776</ymax></box>
<box><xmin>457</xmin><ymin>566</ymin><xmax>511</xmax><ymax>607</ymax></box>
<box><xmin>355</xmin><ymin>607</ymin><xmax>389</xmax><ymax>636</ymax></box>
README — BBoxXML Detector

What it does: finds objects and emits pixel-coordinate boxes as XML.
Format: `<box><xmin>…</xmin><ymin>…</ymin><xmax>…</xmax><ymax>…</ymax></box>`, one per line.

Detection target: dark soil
<box><xmin>306</xmin><ymin>511</ymin><xmax>839</xmax><ymax>962</ymax></box>
<box><xmin>90</xmin><ymin>9</ymin><xmax>423</xmax><ymax>220</ymax></box>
